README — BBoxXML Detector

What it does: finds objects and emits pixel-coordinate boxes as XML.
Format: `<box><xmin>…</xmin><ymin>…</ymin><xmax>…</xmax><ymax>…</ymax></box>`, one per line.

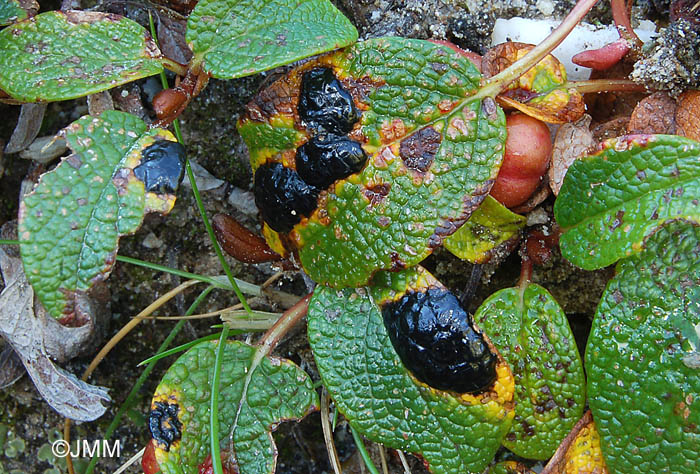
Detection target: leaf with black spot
<box><xmin>308</xmin><ymin>266</ymin><xmax>515</xmax><ymax>474</ymax></box>
<box><xmin>149</xmin><ymin>340</ymin><xmax>318</xmax><ymax>474</ymax></box>
<box><xmin>238</xmin><ymin>37</ymin><xmax>507</xmax><ymax>288</ymax></box>
<box><xmin>18</xmin><ymin>111</ymin><xmax>181</xmax><ymax>321</ymax></box>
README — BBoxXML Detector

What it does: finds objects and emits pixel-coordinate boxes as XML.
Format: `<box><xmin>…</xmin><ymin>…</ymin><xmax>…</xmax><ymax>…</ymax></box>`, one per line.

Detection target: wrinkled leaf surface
<box><xmin>151</xmin><ymin>340</ymin><xmax>318</xmax><ymax>474</ymax></box>
<box><xmin>475</xmin><ymin>283</ymin><xmax>585</xmax><ymax>460</ymax></box>
<box><xmin>186</xmin><ymin>0</ymin><xmax>357</xmax><ymax>79</ymax></box>
<box><xmin>18</xmin><ymin>111</ymin><xmax>178</xmax><ymax>320</ymax></box>
<box><xmin>308</xmin><ymin>267</ymin><xmax>515</xmax><ymax>474</ymax></box>
<box><xmin>443</xmin><ymin>196</ymin><xmax>525</xmax><ymax>263</ymax></box>
<box><xmin>0</xmin><ymin>11</ymin><xmax>164</xmax><ymax>102</ymax></box>
<box><xmin>555</xmin><ymin>134</ymin><xmax>700</xmax><ymax>269</ymax></box>
<box><xmin>586</xmin><ymin>222</ymin><xmax>700</xmax><ymax>473</ymax></box>
<box><xmin>0</xmin><ymin>0</ymin><xmax>35</xmax><ymax>26</ymax></box>
<box><xmin>541</xmin><ymin>411</ymin><xmax>608</xmax><ymax>474</ymax></box>
<box><xmin>240</xmin><ymin>37</ymin><xmax>506</xmax><ymax>287</ymax></box>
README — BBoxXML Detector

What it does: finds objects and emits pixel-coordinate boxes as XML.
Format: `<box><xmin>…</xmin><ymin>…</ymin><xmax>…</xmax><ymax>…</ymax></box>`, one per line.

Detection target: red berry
<box><xmin>142</xmin><ymin>440</ymin><xmax>160</xmax><ymax>474</ymax></box>
<box><xmin>490</xmin><ymin>113</ymin><xmax>552</xmax><ymax>208</ymax></box>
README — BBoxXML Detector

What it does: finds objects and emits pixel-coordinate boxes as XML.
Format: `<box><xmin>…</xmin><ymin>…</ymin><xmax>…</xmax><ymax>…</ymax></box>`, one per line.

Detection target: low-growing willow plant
<box><xmin>0</xmin><ymin>0</ymin><xmax>698</xmax><ymax>473</ymax></box>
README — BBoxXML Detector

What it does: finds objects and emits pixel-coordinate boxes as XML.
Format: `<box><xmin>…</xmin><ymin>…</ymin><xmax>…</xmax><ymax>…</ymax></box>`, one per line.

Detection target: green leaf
<box><xmin>18</xmin><ymin>111</ymin><xmax>179</xmax><ymax>320</ymax></box>
<box><xmin>0</xmin><ymin>11</ymin><xmax>164</xmax><ymax>102</ymax></box>
<box><xmin>0</xmin><ymin>0</ymin><xmax>34</xmax><ymax>26</ymax></box>
<box><xmin>586</xmin><ymin>221</ymin><xmax>700</xmax><ymax>473</ymax></box>
<box><xmin>308</xmin><ymin>267</ymin><xmax>515</xmax><ymax>474</ymax></box>
<box><xmin>443</xmin><ymin>196</ymin><xmax>525</xmax><ymax>263</ymax></box>
<box><xmin>150</xmin><ymin>340</ymin><xmax>318</xmax><ymax>474</ymax></box>
<box><xmin>240</xmin><ymin>37</ymin><xmax>506</xmax><ymax>287</ymax></box>
<box><xmin>474</xmin><ymin>283</ymin><xmax>586</xmax><ymax>460</ymax></box>
<box><xmin>186</xmin><ymin>0</ymin><xmax>358</xmax><ymax>79</ymax></box>
<box><xmin>554</xmin><ymin>134</ymin><xmax>700</xmax><ymax>270</ymax></box>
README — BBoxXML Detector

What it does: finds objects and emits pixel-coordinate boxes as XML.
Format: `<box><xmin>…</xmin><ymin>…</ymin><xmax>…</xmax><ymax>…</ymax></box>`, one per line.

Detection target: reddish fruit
<box><xmin>490</xmin><ymin>113</ymin><xmax>552</xmax><ymax>208</ymax></box>
<box><xmin>142</xmin><ymin>440</ymin><xmax>160</xmax><ymax>474</ymax></box>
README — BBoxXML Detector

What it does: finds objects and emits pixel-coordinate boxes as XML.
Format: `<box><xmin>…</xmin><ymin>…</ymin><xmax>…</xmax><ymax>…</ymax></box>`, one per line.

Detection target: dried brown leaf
<box><xmin>0</xmin><ymin>224</ymin><xmax>110</xmax><ymax>421</ymax></box>
<box><xmin>627</xmin><ymin>92</ymin><xmax>677</xmax><ymax>135</ymax></box>
<box><xmin>676</xmin><ymin>90</ymin><xmax>700</xmax><ymax>141</ymax></box>
<box><xmin>0</xmin><ymin>343</ymin><xmax>24</xmax><ymax>389</ymax></box>
<box><xmin>4</xmin><ymin>103</ymin><xmax>47</xmax><ymax>154</ymax></box>
<box><xmin>591</xmin><ymin>116</ymin><xmax>630</xmax><ymax>142</ymax></box>
<box><xmin>156</xmin><ymin>13</ymin><xmax>191</xmax><ymax>65</ymax></box>
<box><xmin>483</xmin><ymin>42</ymin><xmax>585</xmax><ymax>124</ymax></box>
<box><xmin>87</xmin><ymin>90</ymin><xmax>115</xmax><ymax>116</ymax></box>
<box><xmin>510</xmin><ymin>180</ymin><xmax>551</xmax><ymax>214</ymax></box>
<box><xmin>549</xmin><ymin>115</ymin><xmax>597</xmax><ymax>195</ymax></box>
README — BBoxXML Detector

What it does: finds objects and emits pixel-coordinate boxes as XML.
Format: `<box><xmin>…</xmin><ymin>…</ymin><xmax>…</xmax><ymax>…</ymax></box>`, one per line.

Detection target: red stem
<box><xmin>258</xmin><ymin>294</ymin><xmax>311</xmax><ymax>351</ymax></box>
<box><xmin>611</xmin><ymin>0</ymin><xmax>643</xmax><ymax>48</ymax></box>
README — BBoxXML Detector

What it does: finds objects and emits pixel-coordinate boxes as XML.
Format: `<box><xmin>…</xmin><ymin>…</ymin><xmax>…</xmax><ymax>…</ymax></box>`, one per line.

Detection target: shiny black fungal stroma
<box><xmin>382</xmin><ymin>288</ymin><xmax>498</xmax><ymax>393</ymax></box>
<box><xmin>133</xmin><ymin>140</ymin><xmax>186</xmax><ymax>194</ymax></box>
<box><xmin>298</xmin><ymin>67</ymin><xmax>359</xmax><ymax>135</ymax></box>
<box><xmin>255</xmin><ymin>67</ymin><xmax>367</xmax><ymax>233</ymax></box>
<box><xmin>295</xmin><ymin>134</ymin><xmax>367</xmax><ymax>188</ymax></box>
<box><xmin>254</xmin><ymin>162</ymin><xmax>319</xmax><ymax>233</ymax></box>
<box><xmin>148</xmin><ymin>401</ymin><xmax>183</xmax><ymax>451</ymax></box>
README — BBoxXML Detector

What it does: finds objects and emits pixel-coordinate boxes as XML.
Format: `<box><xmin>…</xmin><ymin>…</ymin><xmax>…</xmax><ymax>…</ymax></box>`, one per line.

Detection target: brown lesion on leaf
<box><xmin>389</xmin><ymin>252</ymin><xmax>406</xmax><ymax>271</ymax></box>
<box><xmin>241</xmin><ymin>75</ymin><xmax>298</xmax><ymax>123</ymax></box>
<box><xmin>398</xmin><ymin>126</ymin><xmax>442</xmax><ymax>172</ymax></box>
<box><xmin>609</xmin><ymin>210</ymin><xmax>625</xmax><ymax>231</ymax></box>
<box><xmin>57</xmin><ymin>288</ymin><xmax>91</xmax><ymax>327</ymax></box>
<box><xmin>341</xmin><ymin>73</ymin><xmax>385</xmax><ymax>112</ymax></box>
<box><xmin>520</xmin><ymin>419</ymin><xmax>536</xmax><ymax>437</ymax></box>
<box><xmin>379</xmin><ymin>118</ymin><xmax>408</xmax><ymax>143</ymax></box>
<box><xmin>428</xmin><ymin>179</ymin><xmax>494</xmax><ymax>248</ymax></box>
<box><xmin>362</xmin><ymin>182</ymin><xmax>391</xmax><ymax>207</ymax></box>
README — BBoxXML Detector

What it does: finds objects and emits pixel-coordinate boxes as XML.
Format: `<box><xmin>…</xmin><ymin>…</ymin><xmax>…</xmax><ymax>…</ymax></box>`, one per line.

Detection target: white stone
<box><xmin>491</xmin><ymin>18</ymin><xmax>658</xmax><ymax>81</ymax></box>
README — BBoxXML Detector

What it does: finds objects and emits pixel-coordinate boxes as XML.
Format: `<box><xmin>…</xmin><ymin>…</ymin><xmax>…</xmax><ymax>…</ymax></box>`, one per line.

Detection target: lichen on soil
<box><xmin>0</xmin><ymin>0</ymin><xmax>696</xmax><ymax>473</ymax></box>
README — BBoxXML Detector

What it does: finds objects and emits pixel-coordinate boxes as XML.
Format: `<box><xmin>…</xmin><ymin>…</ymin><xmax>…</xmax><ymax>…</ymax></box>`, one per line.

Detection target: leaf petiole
<box><xmin>567</xmin><ymin>78</ymin><xmax>646</xmax><ymax>94</ymax></box>
<box><xmin>480</xmin><ymin>0</ymin><xmax>600</xmax><ymax>98</ymax></box>
<box><xmin>148</xmin><ymin>13</ymin><xmax>253</xmax><ymax>315</ymax></box>
<box><xmin>160</xmin><ymin>57</ymin><xmax>188</xmax><ymax>77</ymax></box>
